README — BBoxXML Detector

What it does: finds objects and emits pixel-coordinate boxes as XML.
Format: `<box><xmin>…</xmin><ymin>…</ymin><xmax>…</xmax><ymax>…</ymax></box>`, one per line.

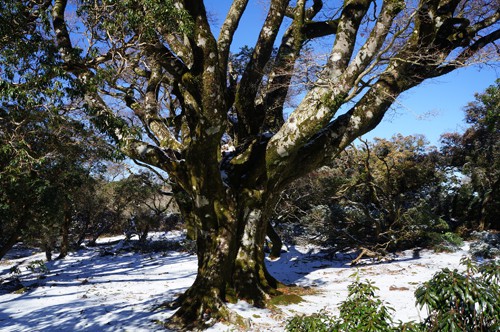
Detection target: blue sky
<box><xmin>365</xmin><ymin>66</ymin><xmax>500</xmax><ymax>146</ymax></box>
<box><xmin>205</xmin><ymin>0</ymin><xmax>500</xmax><ymax>146</ymax></box>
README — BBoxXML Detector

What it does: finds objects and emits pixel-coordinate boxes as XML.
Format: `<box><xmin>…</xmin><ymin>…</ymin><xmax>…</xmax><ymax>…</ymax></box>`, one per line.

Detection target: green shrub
<box><xmin>415</xmin><ymin>258</ymin><xmax>499</xmax><ymax>331</ymax></box>
<box><xmin>286</xmin><ymin>259</ymin><xmax>499</xmax><ymax>332</ymax></box>
<box><xmin>440</xmin><ymin>232</ymin><xmax>464</xmax><ymax>247</ymax></box>
<box><xmin>26</xmin><ymin>260</ymin><xmax>49</xmax><ymax>274</ymax></box>
<box><xmin>426</xmin><ymin>232</ymin><xmax>464</xmax><ymax>253</ymax></box>
<box><xmin>285</xmin><ymin>310</ymin><xmax>335</xmax><ymax>332</ymax></box>
<box><xmin>286</xmin><ymin>274</ymin><xmax>396</xmax><ymax>332</ymax></box>
<box><xmin>334</xmin><ymin>277</ymin><xmax>395</xmax><ymax>331</ymax></box>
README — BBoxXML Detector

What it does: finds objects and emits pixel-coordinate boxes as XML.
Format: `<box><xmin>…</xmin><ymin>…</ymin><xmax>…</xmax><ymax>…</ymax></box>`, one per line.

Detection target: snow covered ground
<box><xmin>0</xmin><ymin>232</ymin><xmax>471</xmax><ymax>331</ymax></box>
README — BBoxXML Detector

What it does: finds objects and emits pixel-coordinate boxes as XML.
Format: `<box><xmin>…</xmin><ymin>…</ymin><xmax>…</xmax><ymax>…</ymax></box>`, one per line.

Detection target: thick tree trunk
<box><xmin>233</xmin><ymin>192</ymin><xmax>285</xmax><ymax>306</ymax></box>
<box><xmin>232</xmin><ymin>206</ymin><xmax>279</xmax><ymax>306</ymax></box>
<box><xmin>166</xmin><ymin>219</ymin><xmax>239</xmax><ymax>330</ymax></box>
<box><xmin>165</xmin><ymin>187</ymin><xmax>283</xmax><ymax>329</ymax></box>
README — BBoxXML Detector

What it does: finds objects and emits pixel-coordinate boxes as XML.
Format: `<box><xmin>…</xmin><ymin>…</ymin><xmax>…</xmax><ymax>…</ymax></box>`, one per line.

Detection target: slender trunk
<box><xmin>267</xmin><ymin>221</ymin><xmax>283</xmax><ymax>259</ymax></box>
<box><xmin>479</xmin><ymin>178</ymin><xmax>500</xmax><ymax>230</ymax></box>
<box><xmin>0</xmin><ymin>217</ymin><xmax>27</xmax><ymax>260</ymax></box>
<box><xmin>57</xmin><ymin>207</ymin><xmax>71</xmax><ymax>259</ymax></box>
<box><xmin>44</xmin><ymin>244</ymin><xmax>52</xmax><ymax>261</ymax></box>
<box><xmin>0</xmin><ymin>231</ymin><xmax>21</xmax><ymax>261</ymax></box>
<box><xmin>139</xmin><ymin>223</ymin><xmax>150</xmax><ymax>243</ymax></box>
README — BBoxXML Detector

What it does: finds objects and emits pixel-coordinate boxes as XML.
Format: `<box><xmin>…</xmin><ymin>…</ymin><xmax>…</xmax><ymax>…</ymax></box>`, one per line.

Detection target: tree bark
<box><xmin>166</xmin><ymin>183</ymin><xmax>284</xmax><ymax>329</ymax></box>
<box><xmin>232</xmin><ymin>205</ymin><xmax>277</xmax><ymax>306</ymax></box>
<box><xmin>166</xmin><ymin>214</ymin><xmax>239</xmax><ymax>330</ymax></box>
<box><xmin>57</xmin><ymin>206</ymin><xmax>71</xmax><ymax>259</ymax></box>
<box><xmin>0</xmin><ymin>230</ymin><xmax>21</xmax><ymax>261</ymax></box>
<box><xmin>267</xmin><ymin>221</ymin><xmax>284</xmax><ymax>259</ymax></box>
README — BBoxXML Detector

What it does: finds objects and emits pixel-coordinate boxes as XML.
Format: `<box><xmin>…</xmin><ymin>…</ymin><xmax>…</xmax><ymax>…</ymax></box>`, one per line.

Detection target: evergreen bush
<box><xmin>286</xmin><ymin>259</ymin><xmax>499</xmax><ymax>332</ymax></box>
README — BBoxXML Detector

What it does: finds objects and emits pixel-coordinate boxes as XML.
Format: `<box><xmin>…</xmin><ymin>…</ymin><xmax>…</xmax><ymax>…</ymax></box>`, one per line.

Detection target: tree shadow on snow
<box><xmin>0</xmin><ymin>244</ymin><xmax>197</xmax><ymax>332</ymax></box>
<box><xmin>266</xmin><ymin>245</ymin><xmax>423</xmax><ymax>286</ymax></box>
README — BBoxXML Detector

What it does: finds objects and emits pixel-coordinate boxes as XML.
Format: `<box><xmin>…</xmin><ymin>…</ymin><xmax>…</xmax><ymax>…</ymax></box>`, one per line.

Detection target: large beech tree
<box><xmin>2</xmin><ymin>0</ymin><xmax>499</xmax><ymax>329</ymax></box>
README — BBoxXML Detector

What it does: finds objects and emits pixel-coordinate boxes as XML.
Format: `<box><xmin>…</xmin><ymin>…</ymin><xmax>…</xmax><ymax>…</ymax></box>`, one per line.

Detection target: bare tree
<box><xmin>4</xmin><ymin>0</ymin><xmax>499</xmax><ymax>328</ymax></box>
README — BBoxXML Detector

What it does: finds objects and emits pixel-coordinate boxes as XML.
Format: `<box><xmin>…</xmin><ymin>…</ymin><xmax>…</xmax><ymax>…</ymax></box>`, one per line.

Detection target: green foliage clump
<box><xmin>26</xmin><ymin>260</ymin><xmax>49</xmax><ymax>274</ymax></box>
<box><xmin>334</xmin><ymin>277</ymin><xmax>395</xmax><ymax>332</ymax></box>
<box><xmin>79</xmin><ymin>0</ymin><xmax>194</xmax><ymax>42</ymax></box>
<box><xmin>439</xmin><ymin>80</ymin><xmax>500</xmax><ymax>231</ymax></box>
<box><xmin>286</xmin><ymin>274</ymin><xmax>396</xmax><ymax>332</ymax></box>
<box><xmin>415</xmin><ymin>258</ymin><xmax>500</xmax><ymax>331</ymax></box>
<box><xmin>422</xmin><ymin>231</ymin><xmax>464</xmax><ymax>253</ymax></box>
<box><xmin>286</xmin><ymin>259</ymin><xmax>499</xmax><ymax>332</ymax></box>
<box><xmin>286</xmin><ymin>310</ymin><xmax>335</xmax><ymax>332</ymax></box>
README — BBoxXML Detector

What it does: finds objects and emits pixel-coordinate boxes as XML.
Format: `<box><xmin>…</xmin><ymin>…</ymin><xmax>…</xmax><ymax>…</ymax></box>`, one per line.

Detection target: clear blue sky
<box><xmin>365</xmin><ymin>66</ymin><xmax>500</xmax><ymax>146</ymax></box>
<box><xmin>205</xmin><ymin>0</ymin><xmax>500</xmax><ymax>146</ymax></box>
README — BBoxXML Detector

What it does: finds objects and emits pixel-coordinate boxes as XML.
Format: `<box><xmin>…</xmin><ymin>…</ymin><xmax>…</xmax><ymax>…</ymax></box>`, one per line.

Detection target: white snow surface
<box><xmin>0</xmin><ymin>232</ymin><xmax>471</xmax><ymax>331</ymax></box>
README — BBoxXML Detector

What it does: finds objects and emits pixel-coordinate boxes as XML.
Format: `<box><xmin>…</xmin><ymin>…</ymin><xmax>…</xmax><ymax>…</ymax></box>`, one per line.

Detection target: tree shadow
<box><xmin>0</xmin><ymin>294</ymin><xmax>176</xmax><ymax>332</ymax></box>
<box><xmin>1</xmin><ymin>236</ymin><xmax>426</xmax><ymax>331</ymax></box>
<box><xmin>0</xmin><ymin>242</ymin><xmax>197</xmax><ymax>332</ymax></box>
<box><xmin>266</xmin><ymin>245</ymin><xmax>422</xmax><ymax>286</ymax></box>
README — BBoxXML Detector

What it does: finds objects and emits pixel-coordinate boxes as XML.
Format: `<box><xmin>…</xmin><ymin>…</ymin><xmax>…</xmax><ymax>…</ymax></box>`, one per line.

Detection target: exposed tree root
<box><xmin>153</xmin><ymin>293</ymin><xmax>186</xmax><ymax>311</ymax></box>
<box><xmin>164</xmin><ymin>296</ymin><xmax>248</xmax><ymax>331</ymax></box>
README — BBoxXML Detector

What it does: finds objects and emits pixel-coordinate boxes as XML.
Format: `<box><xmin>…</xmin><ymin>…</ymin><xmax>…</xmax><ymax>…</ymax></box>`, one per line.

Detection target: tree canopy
<box><xmin>440</xmin><ymin>79</ymin><xmax>500</xmax><ymax>231</ymax></box>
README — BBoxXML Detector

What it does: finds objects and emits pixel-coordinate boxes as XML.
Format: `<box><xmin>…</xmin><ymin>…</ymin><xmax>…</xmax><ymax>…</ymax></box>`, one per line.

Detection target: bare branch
<box><xmin>261</xmin><ymin>0</ymin><xmax>308</xmax><ymax>132</ymax></box>
<box><xmin>468</xmin><ymin>9</ymin><xmax>500</xmax><ymax>35</ymax></box>
<box><xmin>218</xmin><ymin>0</ymin><xmax>250</xmax><ymax>75</ymax></box>
<box><xmin>433</xmin><ymin>28</ymin><xmax>500</xmax><ymax>77</ymax></box>
<box><xmin>234</xmin><ymin>0</ymin><xmax>290</xmax><ymax>139</ymax></box>
<box><xmin>303</xmin><ymin>20</ymin><xmax>339</xmax><ymax>39</ymax></box>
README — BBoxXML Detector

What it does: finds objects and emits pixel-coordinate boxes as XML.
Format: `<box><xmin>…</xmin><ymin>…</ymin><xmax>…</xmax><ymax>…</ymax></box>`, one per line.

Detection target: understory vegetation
<box><xmin>286</xmin><ymin>259</ymin><xmax>500</xmax><ymax>332</ymax></box>
<box><xmin>271</xmin><ymin>81</ymin><xmax>499</xmax><ymax>260</ymax></box>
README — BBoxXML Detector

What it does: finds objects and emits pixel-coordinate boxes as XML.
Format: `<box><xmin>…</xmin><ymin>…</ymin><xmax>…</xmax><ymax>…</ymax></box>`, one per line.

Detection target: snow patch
<box><xmin>331</xmin><ymin>53</ymin><xmax>342</xmax><ymax>62</ymax></box>
<box><xmin>197</xmin><ymin>35</ymin><xmax>207</xmax><ymax>47</ymax></box>
<box><xmin>277</xmin><ymin>145</ymin><xmax>289</xmax><ymax>157</ymax></box>
<box><xmin>351</xmin><ymin>115</ymin><xmax>361</xmax><ymax>129</ymax></box>
<box><xmin>135</xmin><ymin>144</ymin><xmax>148</xmax><ymax>156</ymax></box>
<box><xmin>1</xmin><ymin>235</ymin><xmax>473</xmax><ymax>332</ymax></box>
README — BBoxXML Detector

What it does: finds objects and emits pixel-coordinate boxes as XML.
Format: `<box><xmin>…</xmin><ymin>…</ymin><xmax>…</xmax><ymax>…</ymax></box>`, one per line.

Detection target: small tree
<box><xmin>336</xmin><ymin>135</ymin><xmax>447</xmax><ymax>253</ymax></box>
<box><xmin>111</xmin><ymin>172</ymin><xmax>176</xmax><ymax>243</ymax></box>
<box><xmin>440</xmin><ymin>80</ymin><xmax>500</xmax><ymax>231</ymax></box>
